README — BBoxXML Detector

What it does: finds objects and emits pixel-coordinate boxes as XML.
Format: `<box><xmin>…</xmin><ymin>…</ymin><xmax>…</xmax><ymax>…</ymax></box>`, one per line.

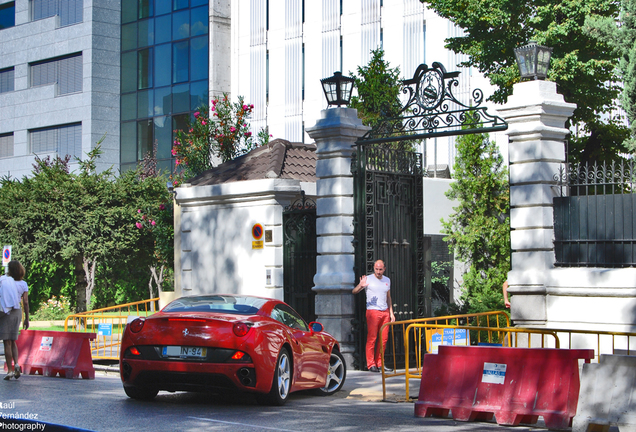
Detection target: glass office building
<box><xmin>120</xmin><ymin>0</ymin><xmax>209</xmax><ymax>173</ymax></box>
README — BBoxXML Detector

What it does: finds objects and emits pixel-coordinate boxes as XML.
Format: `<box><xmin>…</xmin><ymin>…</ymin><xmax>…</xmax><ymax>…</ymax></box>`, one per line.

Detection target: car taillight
<box><xmin>233</xmin><ymin>322</ymin><xmax>251</xmax><ymax>337</ymax></box>
<box><xmin>230</xmin><ymin>351</ymin><xmax>252</xmax><ymax>362</ymax></box>
<box><xmin>129</xmin><ymin>318</ymin><xmax>145</xmax><ymax>333</ymax></box>
<box><xmin>129</xmin><ymin>347</ymin><xmax>141</xmax><ymax>356</ymax></box>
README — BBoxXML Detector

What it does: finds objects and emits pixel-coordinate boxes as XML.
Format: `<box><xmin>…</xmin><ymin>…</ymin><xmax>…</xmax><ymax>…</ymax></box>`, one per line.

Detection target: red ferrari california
<box><xmin>120</xmin><ymin>294</ymin><xmax>346</xmax><ymax>405</ymax></box>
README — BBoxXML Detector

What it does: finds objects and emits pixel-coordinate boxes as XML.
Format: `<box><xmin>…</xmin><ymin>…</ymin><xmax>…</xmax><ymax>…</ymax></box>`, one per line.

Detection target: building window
<box><xmin>0</xmin><ymin>67</ymin><xmax>14</xmax><ymax>93</ymax></box>
<box><xmin>31</xmin><ymin>0</ymin><xmax>83</xmax><ymax>26</ymax></box>
<box><xmin>30</xmin><ymin>123</ymin><xmax>82</xmax><ymax>158</ymax></box>
<box><xmin>120</xmin><ymin>0</ymin><xmax>209</xmax><ymax>172</ymax></box>
<box><xmin>0</xmin><ymin>2</ymin><xmax>15</xmax><ymax>30</ymax></box>
<box><xmin>0</xmin><ymin>133</ymin><xmax>14</xmax><ymax>158</ymax></box>
<box><xmin>30</xmin><ymin>53</ymin><xmax>83</xmax><ymax>95</ymax></box>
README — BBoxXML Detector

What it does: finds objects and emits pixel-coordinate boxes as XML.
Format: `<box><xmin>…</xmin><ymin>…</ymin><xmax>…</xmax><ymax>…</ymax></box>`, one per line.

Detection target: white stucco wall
<box><xmin>174</xmin><ymin>179</ymin><xmax>314</xmax><ymax>300</ymax></box>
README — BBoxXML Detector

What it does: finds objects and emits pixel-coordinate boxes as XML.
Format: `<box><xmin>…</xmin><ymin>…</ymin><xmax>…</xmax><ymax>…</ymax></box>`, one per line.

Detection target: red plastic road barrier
<box><xmin>3</xmin><ymin>330</ymin><xmax>96</xmax><ymax>379</ymax></box>
<box><xmin>414</xmin><ymin>345</ymin><xmax>594</xmax><ymax>430</ymax></box>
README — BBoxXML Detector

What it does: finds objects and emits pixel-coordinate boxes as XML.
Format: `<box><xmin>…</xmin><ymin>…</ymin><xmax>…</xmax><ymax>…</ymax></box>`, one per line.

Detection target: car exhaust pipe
<box><xmin>238</xmin><ymin>368</ymin><xmax>255</xmax><ymax>387</ymax></box>
<box><xmin>122</xmin><ymin>361</ymin><xmax>132</xmax><ymax>381</ymax></box>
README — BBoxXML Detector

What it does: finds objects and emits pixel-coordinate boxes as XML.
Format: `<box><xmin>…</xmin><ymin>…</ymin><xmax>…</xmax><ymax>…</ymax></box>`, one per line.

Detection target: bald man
<box><xmin>353</xmin><ymin>260</ymin><xmax>395</xmax><ymax>372</ymax></box>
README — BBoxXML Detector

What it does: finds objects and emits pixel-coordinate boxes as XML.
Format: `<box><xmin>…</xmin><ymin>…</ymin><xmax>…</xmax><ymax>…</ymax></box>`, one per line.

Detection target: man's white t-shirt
<box><xmin>365</xmin><ymin>274</ymin><xmax>391</xmax><ymax>311</ymax></box>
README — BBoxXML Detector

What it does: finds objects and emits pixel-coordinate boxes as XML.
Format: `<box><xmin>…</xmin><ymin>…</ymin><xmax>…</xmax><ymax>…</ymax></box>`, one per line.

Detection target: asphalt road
<box><xmin>0</xmin><ymin>368</ymin><xmax>554</xmax><ymax>432</ymax></box>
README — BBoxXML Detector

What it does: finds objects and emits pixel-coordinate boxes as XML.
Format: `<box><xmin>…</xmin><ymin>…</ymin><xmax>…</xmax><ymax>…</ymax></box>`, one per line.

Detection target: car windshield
<box><xmin>163</xmin><ymin>295</ymin><xmax>267</xmax><ymax>315</ymax></box>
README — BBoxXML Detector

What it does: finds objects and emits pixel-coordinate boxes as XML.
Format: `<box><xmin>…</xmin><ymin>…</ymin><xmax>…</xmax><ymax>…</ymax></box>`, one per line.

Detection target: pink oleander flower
<box><xmin>176</xmin><ymin>159</ymin><xmax>181</xmax><ymax>166</ymax></box>
<box><xmin>151</xmin><ymin>220</ymin><xmax>156</xmax><ymax>226</ymax></box>
<box><xmin>211</xmin><ymin>106</ymin><xmax>216</xmax><ymax>111</ymax></box>
<box><xmin>137</xmin><ymin>209</ymin><xmax>141</xmax><ymax>213</ymax></box>
<box><xmin>201</xmin><ymin>120</ymin><xmax>207</xmax><ymax>125</ymax></box>
<box><xmin>212</xmin><ymin>99</ymin><xmax>217</xmax><ymax>105</ymax></box>
<box><xmin>142</xmin><ymin>215</ymin><xmax>146</xmax><ymax>220</ymax></box>
<box><xmin>230</xmin><ymin>126</ymin><xmax>236</xmax><ymax>132</ymax></box>
<box><xmin>194</xmin><ymin>111</ymin><xmax>200</xmax><ymax>118</ymax></box>
<box><xmin>135</xmin><ymin>222</ymin><xmax>143</xmax><ymax>229</ymax></box>
<box><xmin>245</xmin><ymin>131</ymin><xmax>252</xmax><ymax>137</ymax></box>
<box><xmin>242</xmin><ymin>104</ymin><xmax>248</xmax><ymax>110</ymax></box>
<box><xmin>250</xmin><ymin>104</ymin><xmax>254</xmax><ymax>109</ymax></box>
<box><xmin>159</xmin><ymin>204</ymin><xmax>166</xmax><ymax>210</ymax></box>
<box><xmin>171</xmin><ymin>148</ymin><xmax>177</xmax><ymax>156</ymax></box>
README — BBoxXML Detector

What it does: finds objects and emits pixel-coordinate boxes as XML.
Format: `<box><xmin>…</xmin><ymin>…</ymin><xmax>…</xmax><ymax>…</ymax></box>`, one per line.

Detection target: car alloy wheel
<box><xmin>318</xmin><ymin>350</ymin><xmax>346</xmax><ymax>395</ymax></box>
<box><xmin>259</xmin><ymin>347</ymin><xmax>291</xmax><ymax>406</ymax></box>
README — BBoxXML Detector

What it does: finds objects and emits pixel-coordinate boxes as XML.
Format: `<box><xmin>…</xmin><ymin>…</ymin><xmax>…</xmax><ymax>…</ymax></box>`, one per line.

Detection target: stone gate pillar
<box><xmin>498</xmin><ymin>81</ymin><xmax>576</xmax><ymax>326</ymax></box>
<box><xmin>306</xmin><ymin>107</ymin><xmax>370</xmax><ymax>369</ymax></box>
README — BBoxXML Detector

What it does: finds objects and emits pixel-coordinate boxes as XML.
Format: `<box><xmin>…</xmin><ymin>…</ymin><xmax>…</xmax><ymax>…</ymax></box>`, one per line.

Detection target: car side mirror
<box><xmin>309</xmin><ymin>322</ymin><xmax>323</xmax><ymax>333</ymax></box>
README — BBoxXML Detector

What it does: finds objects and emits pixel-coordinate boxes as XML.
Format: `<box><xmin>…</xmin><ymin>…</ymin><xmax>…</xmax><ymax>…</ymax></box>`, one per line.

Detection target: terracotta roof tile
<box><xmin>188</xmin><ymin>139</ymin><xmax>317</xmax><ymax>186</ymax></box>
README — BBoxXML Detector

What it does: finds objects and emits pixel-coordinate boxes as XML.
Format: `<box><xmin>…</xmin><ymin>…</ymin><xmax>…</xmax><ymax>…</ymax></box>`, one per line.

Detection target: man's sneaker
<box><xmin>13</xmin><ymin>366</ymin><xmax>21</xmax><ymax>379</ymax></box>
<box><xmin>3</xmin><ymin>371</ymin><xmax>14</xmax><ymax>380</ymax></box>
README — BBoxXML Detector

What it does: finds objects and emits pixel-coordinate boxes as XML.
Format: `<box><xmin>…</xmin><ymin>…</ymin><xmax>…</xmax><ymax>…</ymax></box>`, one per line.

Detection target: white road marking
<box><xmin>189</xmin><ymin>416</ymin><xmax>300</xmax><ymax>431</ymax></box>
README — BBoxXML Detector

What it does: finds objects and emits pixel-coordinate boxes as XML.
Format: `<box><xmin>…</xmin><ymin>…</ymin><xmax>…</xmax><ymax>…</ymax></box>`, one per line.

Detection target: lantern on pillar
<box><xmin>320</xmin><ymin>72</ymin><xmax>355</xmax><ymax>107</ymax></box>
<box><xmin>514</xmin><ymin>41</ymin><xmax>553</xmax><ymax>80</ymax></box>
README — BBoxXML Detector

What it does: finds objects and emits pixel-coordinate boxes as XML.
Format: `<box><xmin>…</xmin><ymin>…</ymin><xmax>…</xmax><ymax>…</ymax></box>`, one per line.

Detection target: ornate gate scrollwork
<box><xmin>358</xmin><ymin>62</ymin><xmax>508</xmax><ymax>145</ymax></box>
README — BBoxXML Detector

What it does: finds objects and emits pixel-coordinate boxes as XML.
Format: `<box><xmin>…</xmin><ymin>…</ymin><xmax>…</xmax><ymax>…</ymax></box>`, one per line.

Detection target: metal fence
<box><xmin>553</xmin><ymin>160</ymin><xmax>636</xmax><ymax>267</ymax></box>
<box><xmin>379</xmin><ymin>312</ymin><xmax>636</xmax><ymax>401</ymax></box>
<box><xmin>64</xmin><ymin>298</ymin><xmax>160</xmax><ymax>360</ymax></box>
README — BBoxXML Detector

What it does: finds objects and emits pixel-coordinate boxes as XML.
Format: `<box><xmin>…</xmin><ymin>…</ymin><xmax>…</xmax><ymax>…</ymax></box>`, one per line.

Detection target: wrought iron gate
<box><xmin>283</xmin><ymin>192</ymin><xmax>317</xmax><ymax>322</ymax></box>
<box><xmin>350</xmin><ymin>62</ymin><xmax>507</xmax><ymax>369</ymax></box>
<box><xmin>352</xmin><ymin>145</ymin><xmax>428</xmax><ymax>369</ymax></box>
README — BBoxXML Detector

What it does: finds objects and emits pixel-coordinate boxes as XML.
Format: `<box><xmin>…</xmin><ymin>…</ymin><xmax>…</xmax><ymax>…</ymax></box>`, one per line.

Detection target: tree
<box><xmin>621</xmin><ymin>0</ymin><xmax>636</xmax><ymax>150</ymax></box>
<box><xmin>349</xmin><ymin>48</ymin><xmax>403</xmax><ymax>130</ymax></box>
<box><xmin>420</xmin><ymin>0</ymin><xmax>629</xmax><ymax>163</ymax></box>
<box><xmin>172</xmin><ymin>93</ymin><xmax>268</xmax><ymax>183</ymax></box>
<box><xmin>441</xmin><ymin>130</ymin><xmax>510</xmax><ymax>313</ymax></box>
<box><xmin>0</xmin><ymin>145</ymin><xmax>170</xmax><ymax>312</ymax></box>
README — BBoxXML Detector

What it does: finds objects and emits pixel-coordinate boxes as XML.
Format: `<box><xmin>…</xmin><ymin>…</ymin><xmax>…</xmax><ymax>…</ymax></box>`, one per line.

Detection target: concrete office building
<box><xmin>0</xmin><ymin>0</ymin><xmax>493</xmax><ymax>179</ymax></box>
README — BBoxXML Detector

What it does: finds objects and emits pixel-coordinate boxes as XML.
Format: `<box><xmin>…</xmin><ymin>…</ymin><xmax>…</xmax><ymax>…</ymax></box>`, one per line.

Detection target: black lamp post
<box><xmin>320</xmin><ymin>72</ymin><xmax>355</xmax><ymax>107</ymax></box>
<box><xmin>514</xmin><ymin>41</ymin><xmax>553</xmax><ymax>80</ymax></box>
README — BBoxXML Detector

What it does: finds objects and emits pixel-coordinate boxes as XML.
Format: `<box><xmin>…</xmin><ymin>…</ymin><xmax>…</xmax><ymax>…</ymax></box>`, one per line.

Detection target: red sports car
<box><xmin>119</xmin><ymin>294</ymin><xmax>346</xmax><ymax>405</ymax></box>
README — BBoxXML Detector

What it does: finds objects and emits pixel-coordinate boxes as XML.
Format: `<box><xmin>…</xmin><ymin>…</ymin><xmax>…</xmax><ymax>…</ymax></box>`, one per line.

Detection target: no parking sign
<box><xmin>2</xmin><ymin>245</ymin><xmax>11</xmax><ymax>266</ymax></box>
<box><xmin>252</xmin><ymin>224</ymin><xmax>264</xmax><ymax>249</ymax></box>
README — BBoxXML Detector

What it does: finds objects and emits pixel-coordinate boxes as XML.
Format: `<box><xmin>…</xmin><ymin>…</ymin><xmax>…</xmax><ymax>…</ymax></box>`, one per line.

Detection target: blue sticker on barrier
<box><xmin>482</xmin><ymin>362</ymin><xmax>507</xmax><ymax>384</ymax></box>
<box><xmin>98</xmin><ymin>323</ymin><xmax>112</xmax><ymax>336</ymax></box>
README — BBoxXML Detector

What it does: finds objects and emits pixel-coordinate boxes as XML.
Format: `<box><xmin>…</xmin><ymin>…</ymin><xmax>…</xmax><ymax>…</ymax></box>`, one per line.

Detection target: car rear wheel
<box><xmin>257</xmin><ymin>347</ymin><xmax>291</xmax><ymax>406</ymax></box>
<box><xmin>123</xmin><ymin>385</ymin><xmax>159</xmax><ymax>401</ymax></box>
<box><xmin>316</xmin><ymin>349</ymin><xmax>346</xmax><ymax>395</ymax></box>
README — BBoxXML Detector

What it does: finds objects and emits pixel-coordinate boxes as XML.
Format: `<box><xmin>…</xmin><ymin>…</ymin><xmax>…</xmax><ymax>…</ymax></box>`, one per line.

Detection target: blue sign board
<box><xmin>98</xmin><ymin>323</ymin><xmax>112</xmax><ymax>336</ymax></box>
<box><xmin>429</xmin><ymin>328</ymin><xmax>468</xmax><ymax>353</ymax></box>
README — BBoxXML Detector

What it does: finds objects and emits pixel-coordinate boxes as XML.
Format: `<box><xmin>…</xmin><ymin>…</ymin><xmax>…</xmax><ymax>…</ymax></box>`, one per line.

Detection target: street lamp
<box><xmin>514</xmin><ymin>41</ymin><xmax>553</xmax><ymax>80</ymax></box>
<box><xmin>320</xmin><ymin>72</ymin><xmax>355</xmax><ymax>107</ymax></box>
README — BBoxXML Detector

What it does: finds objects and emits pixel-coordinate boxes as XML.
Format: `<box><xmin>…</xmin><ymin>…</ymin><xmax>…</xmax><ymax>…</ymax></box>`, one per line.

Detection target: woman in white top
<box><xmin>0</xmin><ymin>260</ymin><xmax>28</xmax><ymax>380</ymax></box>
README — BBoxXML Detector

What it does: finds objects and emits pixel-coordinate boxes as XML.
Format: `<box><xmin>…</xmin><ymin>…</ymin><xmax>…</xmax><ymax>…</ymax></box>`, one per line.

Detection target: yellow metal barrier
<box><xmin>378</xmin><ymin>311</ymin><xmax>636</xmax><ymax>402</ymax></box>
<box><xmin>376</xmin><ymin>311</ymin><xmax>510</xmax><ymax>401</ymax></box>
<box><xmin>64</xmin><ymin>298</ymin><xmax>160</xmax><ymax>360</ymax></box>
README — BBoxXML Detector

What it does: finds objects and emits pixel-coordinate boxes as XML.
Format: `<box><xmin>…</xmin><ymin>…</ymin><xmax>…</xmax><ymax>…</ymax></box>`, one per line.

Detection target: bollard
<box><xmin>415</xmin><ymin>345</ymin><xmax>594</xmax><ymax>430</ymax></box>
<box><xmin>3</xmin><ymin>330</ymin><xmax>96</xmax><ymax>379</ymax></box>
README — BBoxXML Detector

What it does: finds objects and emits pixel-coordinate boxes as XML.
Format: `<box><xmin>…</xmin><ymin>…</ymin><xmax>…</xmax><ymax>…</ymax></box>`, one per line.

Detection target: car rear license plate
<box><xmin>163</xmin><ymin>346</ymin><xmax>207</xmax><ymax>358</ymax></box>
